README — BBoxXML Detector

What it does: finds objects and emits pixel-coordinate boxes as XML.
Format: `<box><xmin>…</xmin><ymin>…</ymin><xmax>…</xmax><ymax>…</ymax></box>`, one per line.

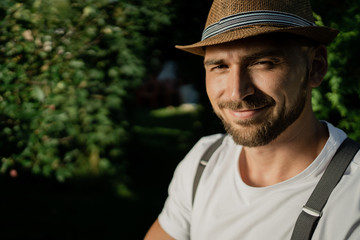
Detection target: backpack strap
<box><xmin>192</xmin><ymin>134</ymin><xmax>226</xmax><ymax>205</ymax></box>
<box><xmin>291</xmin><ymin>137</ymin><xmax>360</xmax><ymax>240</ymax></box>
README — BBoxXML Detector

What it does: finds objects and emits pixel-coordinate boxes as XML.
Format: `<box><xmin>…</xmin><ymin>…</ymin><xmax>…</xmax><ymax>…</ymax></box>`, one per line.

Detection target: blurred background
<box><xmin>0</xmin><ymin>0</ymin><xmax>359</xmax><ymax>239</ymax></box>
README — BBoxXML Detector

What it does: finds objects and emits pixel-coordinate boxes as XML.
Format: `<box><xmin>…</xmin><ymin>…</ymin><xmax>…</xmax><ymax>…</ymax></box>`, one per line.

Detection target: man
<box><xmin>145</xmin><ymin>0</ymin><xmax>360</xmax><ymax>239</ymax></box>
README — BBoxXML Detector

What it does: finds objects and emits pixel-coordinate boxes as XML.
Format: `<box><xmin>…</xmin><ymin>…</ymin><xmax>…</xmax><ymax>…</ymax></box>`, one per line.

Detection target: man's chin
<box><xmin>223</xmin><ymin>116</ymin><xmax>285</xmax><ymax>147</ymax></box>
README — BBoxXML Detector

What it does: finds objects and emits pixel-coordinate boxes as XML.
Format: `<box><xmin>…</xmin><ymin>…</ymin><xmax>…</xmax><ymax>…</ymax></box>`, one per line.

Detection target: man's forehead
<box><xmin>204</xmin><ymin>40</ymin><xmax>287</xmax><ymax>61</ymax></box>
<box><xmin>204</xmin><ymin>34</ymin><xmax>311</xmax><ymax>60</ymax></box>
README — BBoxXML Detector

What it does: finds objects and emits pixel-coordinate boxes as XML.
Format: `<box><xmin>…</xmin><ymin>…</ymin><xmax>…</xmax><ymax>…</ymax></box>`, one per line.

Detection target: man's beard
<box><xmin>215</xmin><ymin>78</ymin><xmax>308</xmax><ymax>147</ymax></box>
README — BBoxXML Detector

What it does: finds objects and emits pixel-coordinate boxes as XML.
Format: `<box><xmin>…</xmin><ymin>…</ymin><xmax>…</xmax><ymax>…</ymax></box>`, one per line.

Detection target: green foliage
<box><xmin>0</xmin><ymin>0</ymin><xmax>172</xmax><ymax>181</ymax></box>
<box><xmin>312</xmin><ymin>3</ymin><xmax>360</xmax><ymax>140</ymax></box>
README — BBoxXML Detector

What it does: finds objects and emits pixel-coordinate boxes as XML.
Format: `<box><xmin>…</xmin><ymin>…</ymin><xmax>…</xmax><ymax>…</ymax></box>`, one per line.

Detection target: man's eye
<box><xmin>252</xmin><ymin>57</ymin><xmax>282</xmax><ymax>68</ymax></box>
<box><xmin>213</xmin><ymin>64</ymin><xmax>228</xmax><ymax>70</ymax></box>
<box><xmin>255</xmin><ymin>61</ymin><xmax>273</xmax><ymax>66</ymax></box>
<box><xmin>251</xmin><ymin>60</ymin><xmax>277</xmax><ymax>69</ymax></box>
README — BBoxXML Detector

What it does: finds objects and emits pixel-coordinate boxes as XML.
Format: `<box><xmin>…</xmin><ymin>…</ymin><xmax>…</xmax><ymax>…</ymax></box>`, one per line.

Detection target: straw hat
<box><xmin>176</xmin><ymin>0</ymin><xmax>339</xmax><ymax>56</ymax></box>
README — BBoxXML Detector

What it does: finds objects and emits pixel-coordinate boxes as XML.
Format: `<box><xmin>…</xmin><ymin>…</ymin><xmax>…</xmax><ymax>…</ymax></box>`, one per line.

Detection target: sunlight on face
<box><xmin>204</xmin><ymin>35</ymin><xmax>312</xmax><ymax>147</ymax></box>
<box><xmin>219</xmin><ymin>77</ymin><xmax>308</xmax><ymax>147</ymax></box>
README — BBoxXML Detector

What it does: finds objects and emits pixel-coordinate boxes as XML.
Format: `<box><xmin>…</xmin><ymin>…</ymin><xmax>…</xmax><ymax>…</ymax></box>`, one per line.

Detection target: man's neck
<box><xmin>239</xmin><ymin>118</ymin><xmax>329</xmax><ymax>187</ymax></box>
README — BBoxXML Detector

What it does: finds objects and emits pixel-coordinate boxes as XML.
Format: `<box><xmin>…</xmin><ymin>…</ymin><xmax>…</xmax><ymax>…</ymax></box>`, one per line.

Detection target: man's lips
<box><xmin>226</xmin><ymin>105</ymin><xmax>269</xmax><ymax>120</ymax></box>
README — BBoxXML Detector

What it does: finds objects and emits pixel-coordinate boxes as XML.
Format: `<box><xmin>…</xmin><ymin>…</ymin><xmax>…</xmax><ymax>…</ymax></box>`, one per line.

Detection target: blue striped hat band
<box><xmin>201</xmin><ymin>10</ymin><xmax>316</xmax><ymax>41</ymax></box>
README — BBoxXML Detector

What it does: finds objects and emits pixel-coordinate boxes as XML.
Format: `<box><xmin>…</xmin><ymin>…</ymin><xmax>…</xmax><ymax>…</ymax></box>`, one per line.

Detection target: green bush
<box><xmin>0</xmin><ymin>0</ymin><xmax>172</xmax><ymax>181</ymax></box>
<box><xmin>1</xmin><ymin>0</ymin><xmax>358</xmax><ymax>182</ymax></box>
<box><xmin>312</xmin><ymin>2</ymin><xmax>360</xmax><ymax>141</ymax></box>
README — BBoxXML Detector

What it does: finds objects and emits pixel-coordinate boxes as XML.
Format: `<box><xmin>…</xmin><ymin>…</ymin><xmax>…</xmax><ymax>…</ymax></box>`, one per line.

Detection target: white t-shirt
<box><xmin>158</xmin><ymin>122</ymin><xmax>360</xmax><ymax>239</ymax></box>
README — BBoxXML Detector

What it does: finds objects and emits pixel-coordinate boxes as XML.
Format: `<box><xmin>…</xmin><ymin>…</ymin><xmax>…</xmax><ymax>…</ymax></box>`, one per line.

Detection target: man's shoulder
<box><xmin>350</xmin><ymin>144</ymin><xmax>360</xmax><ymax>167</ymax></box>
<box><xmin>182</xmin><ymin>133</ymin><xmax>227</xmax><ymax>164</ymax></box>
<box><xmin>197</xmin><ymin>133</ymin><xmax>227</xmax><ymax>147</ymax></box>
<box><xmin>325</xmin><ymin>121</ymin><xmax>360</xmax><ymax>165</ymax></box>
<box><xmin>175</xmin><ymin>133</ymin><xmax>229</xmax><ymax>175</ymax></box>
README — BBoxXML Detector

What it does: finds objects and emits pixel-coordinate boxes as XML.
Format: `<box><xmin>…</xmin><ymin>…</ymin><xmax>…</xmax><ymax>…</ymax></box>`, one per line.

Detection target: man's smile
<box><xmin>225</xmin><ymin>105</ymin><xmax>271</xmax><ymax>121</ymax></box>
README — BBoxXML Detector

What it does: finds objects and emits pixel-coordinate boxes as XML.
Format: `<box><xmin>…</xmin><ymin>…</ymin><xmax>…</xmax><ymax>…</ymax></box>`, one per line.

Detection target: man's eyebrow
<box><xmin>204</xmin><ymin>49</ymin><xmax>287</xmax><ymax>67</ymax></box>
<box><xmin>243</xmin><ymin>49</ymin><xmax>286</xmax><ymax>62</ymax></box>
<box><xmin>204</xmin><ymin>59</ymin><xmax>225</xmax><ymax>67</ymax></box>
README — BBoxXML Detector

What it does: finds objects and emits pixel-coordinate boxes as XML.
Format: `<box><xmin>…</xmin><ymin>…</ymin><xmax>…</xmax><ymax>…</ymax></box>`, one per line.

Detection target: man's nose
<box><xmin>227</xmin><ymin>68</ymin><xmax>254</xmax><ymax>101</ymax></box>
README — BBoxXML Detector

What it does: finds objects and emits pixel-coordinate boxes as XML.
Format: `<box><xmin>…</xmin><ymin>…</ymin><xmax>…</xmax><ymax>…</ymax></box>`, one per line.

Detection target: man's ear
<box><xmin>309</xmin><ymin>45</ymin><xmax>328</xmax><ymax>88</ymax></box>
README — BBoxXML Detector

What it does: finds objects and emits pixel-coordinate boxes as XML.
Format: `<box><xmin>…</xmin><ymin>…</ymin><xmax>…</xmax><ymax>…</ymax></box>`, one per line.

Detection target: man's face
<box><xmin>204</xmin><ymin>35</ymin><xmax>313</xmax><ymax>147</ymax></box>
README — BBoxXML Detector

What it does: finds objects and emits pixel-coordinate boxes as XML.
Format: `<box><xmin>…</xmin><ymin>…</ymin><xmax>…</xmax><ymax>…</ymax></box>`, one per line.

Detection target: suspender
<box><xmin>192</xmin><ymin>136</ymin><xmax>360</xmax><ymax>239</ymax></box>
<box><xmin>290</xmin><ymin>138</ymin><xmax>360</xmax><ymax>239</ymax></box>
<box><xmin>192</xmin><ymin>134</ymin><xmax>226</xmax><ymax>205</ymax></box>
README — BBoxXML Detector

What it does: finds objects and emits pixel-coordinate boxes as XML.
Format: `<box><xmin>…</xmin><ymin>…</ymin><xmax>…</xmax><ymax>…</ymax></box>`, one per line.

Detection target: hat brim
<box><xmin>175</xmin><ymin>25</ymin><xmax>339</xmax><ymax>56</ymax></box>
